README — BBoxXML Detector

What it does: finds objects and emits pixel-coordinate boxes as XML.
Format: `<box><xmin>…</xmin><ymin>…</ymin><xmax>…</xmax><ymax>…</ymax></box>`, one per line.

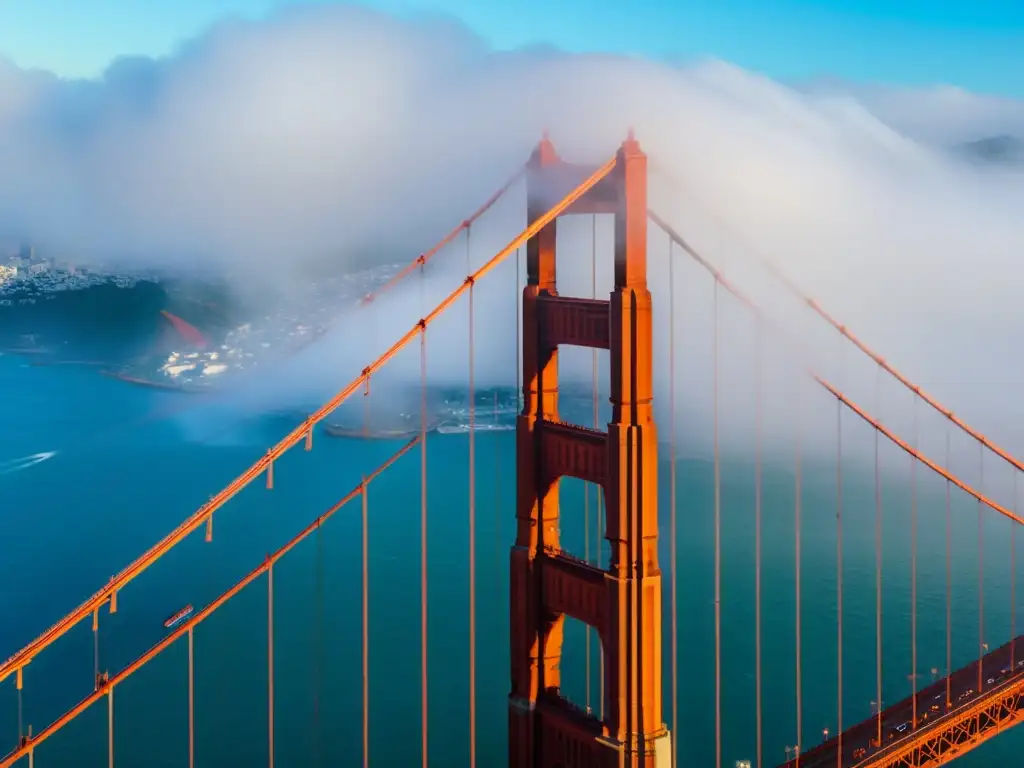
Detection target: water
<box><xmin>2</xmin><ymin>295</ymin><xmax>1023</xmax><ymax>767</ymax></box>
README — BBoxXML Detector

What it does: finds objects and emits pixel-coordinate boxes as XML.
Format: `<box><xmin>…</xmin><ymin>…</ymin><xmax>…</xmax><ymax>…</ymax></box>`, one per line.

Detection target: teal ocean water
<box><xmin>1</xmin><ymin>286</ymin><xmax>1022</xmax><ymax>767</ymax></box>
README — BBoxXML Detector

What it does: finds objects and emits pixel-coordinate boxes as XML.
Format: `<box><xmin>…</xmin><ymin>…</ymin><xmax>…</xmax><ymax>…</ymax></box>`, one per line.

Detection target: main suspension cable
<box><xmin>654</xmin><ymin>214</ymin><xmax>1024</xmax><ymax>524</ymax></box>
<box><xmin>647</xmin><ymin>204</ymin><xmax>1024</xmax><ymax>483</ymax></box>
<box><xmin>0</xmin><ymin>441</ymin><xmax>418</xmax><ymax>768</ymax></box>
<box><xmin>0</xmin><ymin>159</ymin><xmax>613</xmax><ymax>702</ymax></box>
<box><xmin>359</xmin><ymin>165</ymin><xmax>525</xmax><ymax>309</ymax></box>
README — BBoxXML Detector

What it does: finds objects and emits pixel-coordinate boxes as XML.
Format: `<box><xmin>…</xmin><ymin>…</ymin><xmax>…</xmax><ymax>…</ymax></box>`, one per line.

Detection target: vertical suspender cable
<box><xmin>364</xmin><ymin>272</ymin><xmax>377</xmax><ymax>440</ymax></box>
<box><xmin>585</xmin><ymin>214</ymin><xmax>596</xmax><ymax>713</ymax></box>
<box><xmin>93</xmin><ymin>610</ymin><xmax>100</xmax><ymax>686</ymax></box>
<box><xmin>873</xmin><ymin>365</ymin><xmax>882</xmax><ymax>746</ymax></box>
<box><xmin>594</xmin><ymin>224</ymin><xmax>604</xmax><ymax>721</ymax></box>
<box><xmin>188</xmin><ymin>626</ymin><xmax>195</xmax><ymax>768</ymax></box>
<box><xmin>420</xmin><ymin>258</ymin><xmax>426</xmax><ymax>331</ymax></box>
<box><xmin>836</xmin><ymin>399</ymin><xmax>844</xmax><ymax>767</ymax></box>
<box><xmin>910</xmin><ymin>400</ymin><xmax>918</xmax><ymax>728</ymax></box>
<box><xmin>313</xmin><ymin>525</ymin><xmax>324</xmax><ymax>768</ymax></box>
<box><xmin>713</xmin><ymin>278</ymin><xmax>722</xmax><ymax>768</ymax></box>
<box><xmin>363</xmin><ymin>301</ymin><xmax>372</xmax><ymax>438</ymax></box>
<box><xmin>1013</xmin><ymin>471</ymin><xmax>1018</xmax><ymax>671</ymax></box>
<box><xmin>16</xmin><ymin>669</ymin><xmax>23</xmax><ymax>746</ymax></box>
<box><xmin>420</xmin><ymin>330</ymin><xmax>430</xmax><ymax>768</ymax></box>
<box><xmin>754</xmin><ymin>313</ymin><xmax>763</xmax><ymax>768</ymax></box>
<box><xmin>795</xmin><ymin>381</ymin><xmax>803</xmax><ymax>767</ymax></box>
<box><xmin>874</xmin><ymin>424</ymin><xmax>882</xmax><ymax>747</ymax></box>
<box><xmin>945</xmin><ymin>430</ymin><xmax>952</xmax><ymax>709</ymax></box>
<box><xmin>516</xmin><ymin>245</ymin><xmax>522</xmax><ymax>411</ymax></box>
<box><xmin>668</xmin><ymin>234</ymin><xmax>679</xmax><ymax>768</ymax></box>
<box><xmin>108</xmin><ymin>685</ymin><xmax>114</xmax><ymax>768</ymax></box>
<box><xmin>495</xmin><ymin>390</ymin><xmax>502</xmax><ymax>600</ymax></box>
<box><xmin>362</xmin><ymin>480</ymin><xmax>370</xmax><ymax>768</ymax></box>
<box><xmin>584</xmin><ymin>466</ymin><xmax>591</xmax><ymax>711</ymax></box>
<box><xmin>978</xmin><ymin>444</ymin><xmax>984</xmax><ymax>693</ymax></box>
<box><xmin>467</xmin><ymin>272</ymin><xmax>477</xmax><ymax>768</ymax></box>
<box><xmin>364</xmin><ymin>376</ymin><xmax>371</xmax><ymax>438</ymax></box>
<box><xmin>268</xmin><ymin>562</ymin><xmax>275</xmax><ymax>768</ymax></box>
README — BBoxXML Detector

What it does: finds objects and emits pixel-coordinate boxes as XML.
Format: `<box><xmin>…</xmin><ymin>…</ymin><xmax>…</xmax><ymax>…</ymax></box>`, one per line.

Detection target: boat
<box><xmin>323</xmin><ymin>423</ymin><xmax>422</xmax><ymax>440</ymax></box>
<box><xmin>436</xmin><ymin>422</ymin><xmax>515</xmax><ymax>435</ymax></box>
<box><xmin>164</xmin><ymin>604</ymin><xmax>194</xmax><ymax>630</ymax></box>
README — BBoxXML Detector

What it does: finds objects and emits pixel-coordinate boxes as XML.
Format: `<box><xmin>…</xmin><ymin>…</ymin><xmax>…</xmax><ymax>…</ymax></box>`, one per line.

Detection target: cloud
<box><xmin>796</xmin><ymin>76</ymin><xmax>1024</xmax><ymax>146</ymax></box>
<box><xmin>0</xmin><ymin>4</ymin><xmax>1023</xmax><ymax>484</ymax></box>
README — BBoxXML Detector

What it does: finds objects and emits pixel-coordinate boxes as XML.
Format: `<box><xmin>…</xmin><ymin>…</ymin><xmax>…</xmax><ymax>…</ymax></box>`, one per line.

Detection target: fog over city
<box><xmin>0</xmin><ymin>4</ymin><xmax>1022</xmax><ymax>499</ymax></box>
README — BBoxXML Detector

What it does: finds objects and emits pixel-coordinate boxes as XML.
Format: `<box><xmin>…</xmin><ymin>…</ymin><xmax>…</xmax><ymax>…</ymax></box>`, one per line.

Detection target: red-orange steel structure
<box><xmin>509</xmin><ymin>132</ymin><xmax>671</xmax><ymax>767</ymax></box>
<box><xmin>0</xmin><ymin>151</ymin><xmax>611</xmax><ymax>692</ymax></box>
<box><xmin>779</xmin><ymin>636</ymin><xmax>1024</xmax><ymax>768</ymax></box>
<box><xmin>6</xmin><ymin>132</ymin><xmax>1024</xmax><ymax>768</ymax></box>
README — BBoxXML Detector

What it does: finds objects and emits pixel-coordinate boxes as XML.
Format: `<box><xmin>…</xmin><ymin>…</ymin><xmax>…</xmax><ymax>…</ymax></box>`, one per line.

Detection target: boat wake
<box><xmin>0</xmin><ymin>451</ymin><xmax>57</xmax><ymax>476</ymax></box>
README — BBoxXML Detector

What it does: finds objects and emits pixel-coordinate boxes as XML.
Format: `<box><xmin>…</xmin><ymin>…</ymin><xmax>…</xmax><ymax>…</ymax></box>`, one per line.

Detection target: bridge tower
<box><xmin>510</xmin><ymin>132</ymin><xmax>672</xmax><ymax>768</ymax></box>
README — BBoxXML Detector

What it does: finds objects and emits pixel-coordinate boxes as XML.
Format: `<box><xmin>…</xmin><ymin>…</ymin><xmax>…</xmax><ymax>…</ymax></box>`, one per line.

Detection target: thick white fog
<box><xmin>2</xmin><ymin>4</ymin><xmax>1023</xmax><ymax>501</ymax></box>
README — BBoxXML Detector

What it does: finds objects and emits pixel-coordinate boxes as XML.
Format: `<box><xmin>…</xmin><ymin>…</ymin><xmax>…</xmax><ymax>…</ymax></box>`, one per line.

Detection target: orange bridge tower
<box><xmin>510</xmin><ymin>131</ymin><xmax>672</xmax><ymax>767</ymax></box>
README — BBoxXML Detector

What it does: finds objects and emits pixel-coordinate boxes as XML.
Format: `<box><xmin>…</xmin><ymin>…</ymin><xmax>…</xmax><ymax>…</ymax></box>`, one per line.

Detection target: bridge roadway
<box><xmin>778</xmin><ymin>635</ymin><xmax>1024</xmax><ymax>767</ymax></box>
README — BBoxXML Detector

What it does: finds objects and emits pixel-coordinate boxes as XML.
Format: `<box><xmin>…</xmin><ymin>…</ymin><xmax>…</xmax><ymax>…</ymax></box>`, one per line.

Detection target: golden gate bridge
<box><xmin>2</xmin><ymin>131</ymin><xmax>1024</xmax><ymax>767</ymax></box>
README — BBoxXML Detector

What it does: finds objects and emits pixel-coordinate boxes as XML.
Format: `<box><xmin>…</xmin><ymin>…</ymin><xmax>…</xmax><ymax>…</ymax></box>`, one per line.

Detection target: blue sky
<box><xmin>0</xmin><ymin>0</ymin><xmax>1022</xmax><ymax>95</ymax></box>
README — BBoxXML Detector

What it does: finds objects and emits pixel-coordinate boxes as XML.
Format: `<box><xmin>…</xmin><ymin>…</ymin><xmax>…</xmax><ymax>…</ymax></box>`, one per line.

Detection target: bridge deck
<box><xmin>778</xmin><ymin>635</ymin><xmax>1024</xmax><ymax>767</ymax></box>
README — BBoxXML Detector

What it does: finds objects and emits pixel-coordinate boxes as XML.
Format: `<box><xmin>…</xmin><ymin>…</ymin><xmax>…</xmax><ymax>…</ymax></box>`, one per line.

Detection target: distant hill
<box><xmin>954</xmin><ymin>135</ymin><xmax>1024</xmax><ymax>166</ymax></box>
